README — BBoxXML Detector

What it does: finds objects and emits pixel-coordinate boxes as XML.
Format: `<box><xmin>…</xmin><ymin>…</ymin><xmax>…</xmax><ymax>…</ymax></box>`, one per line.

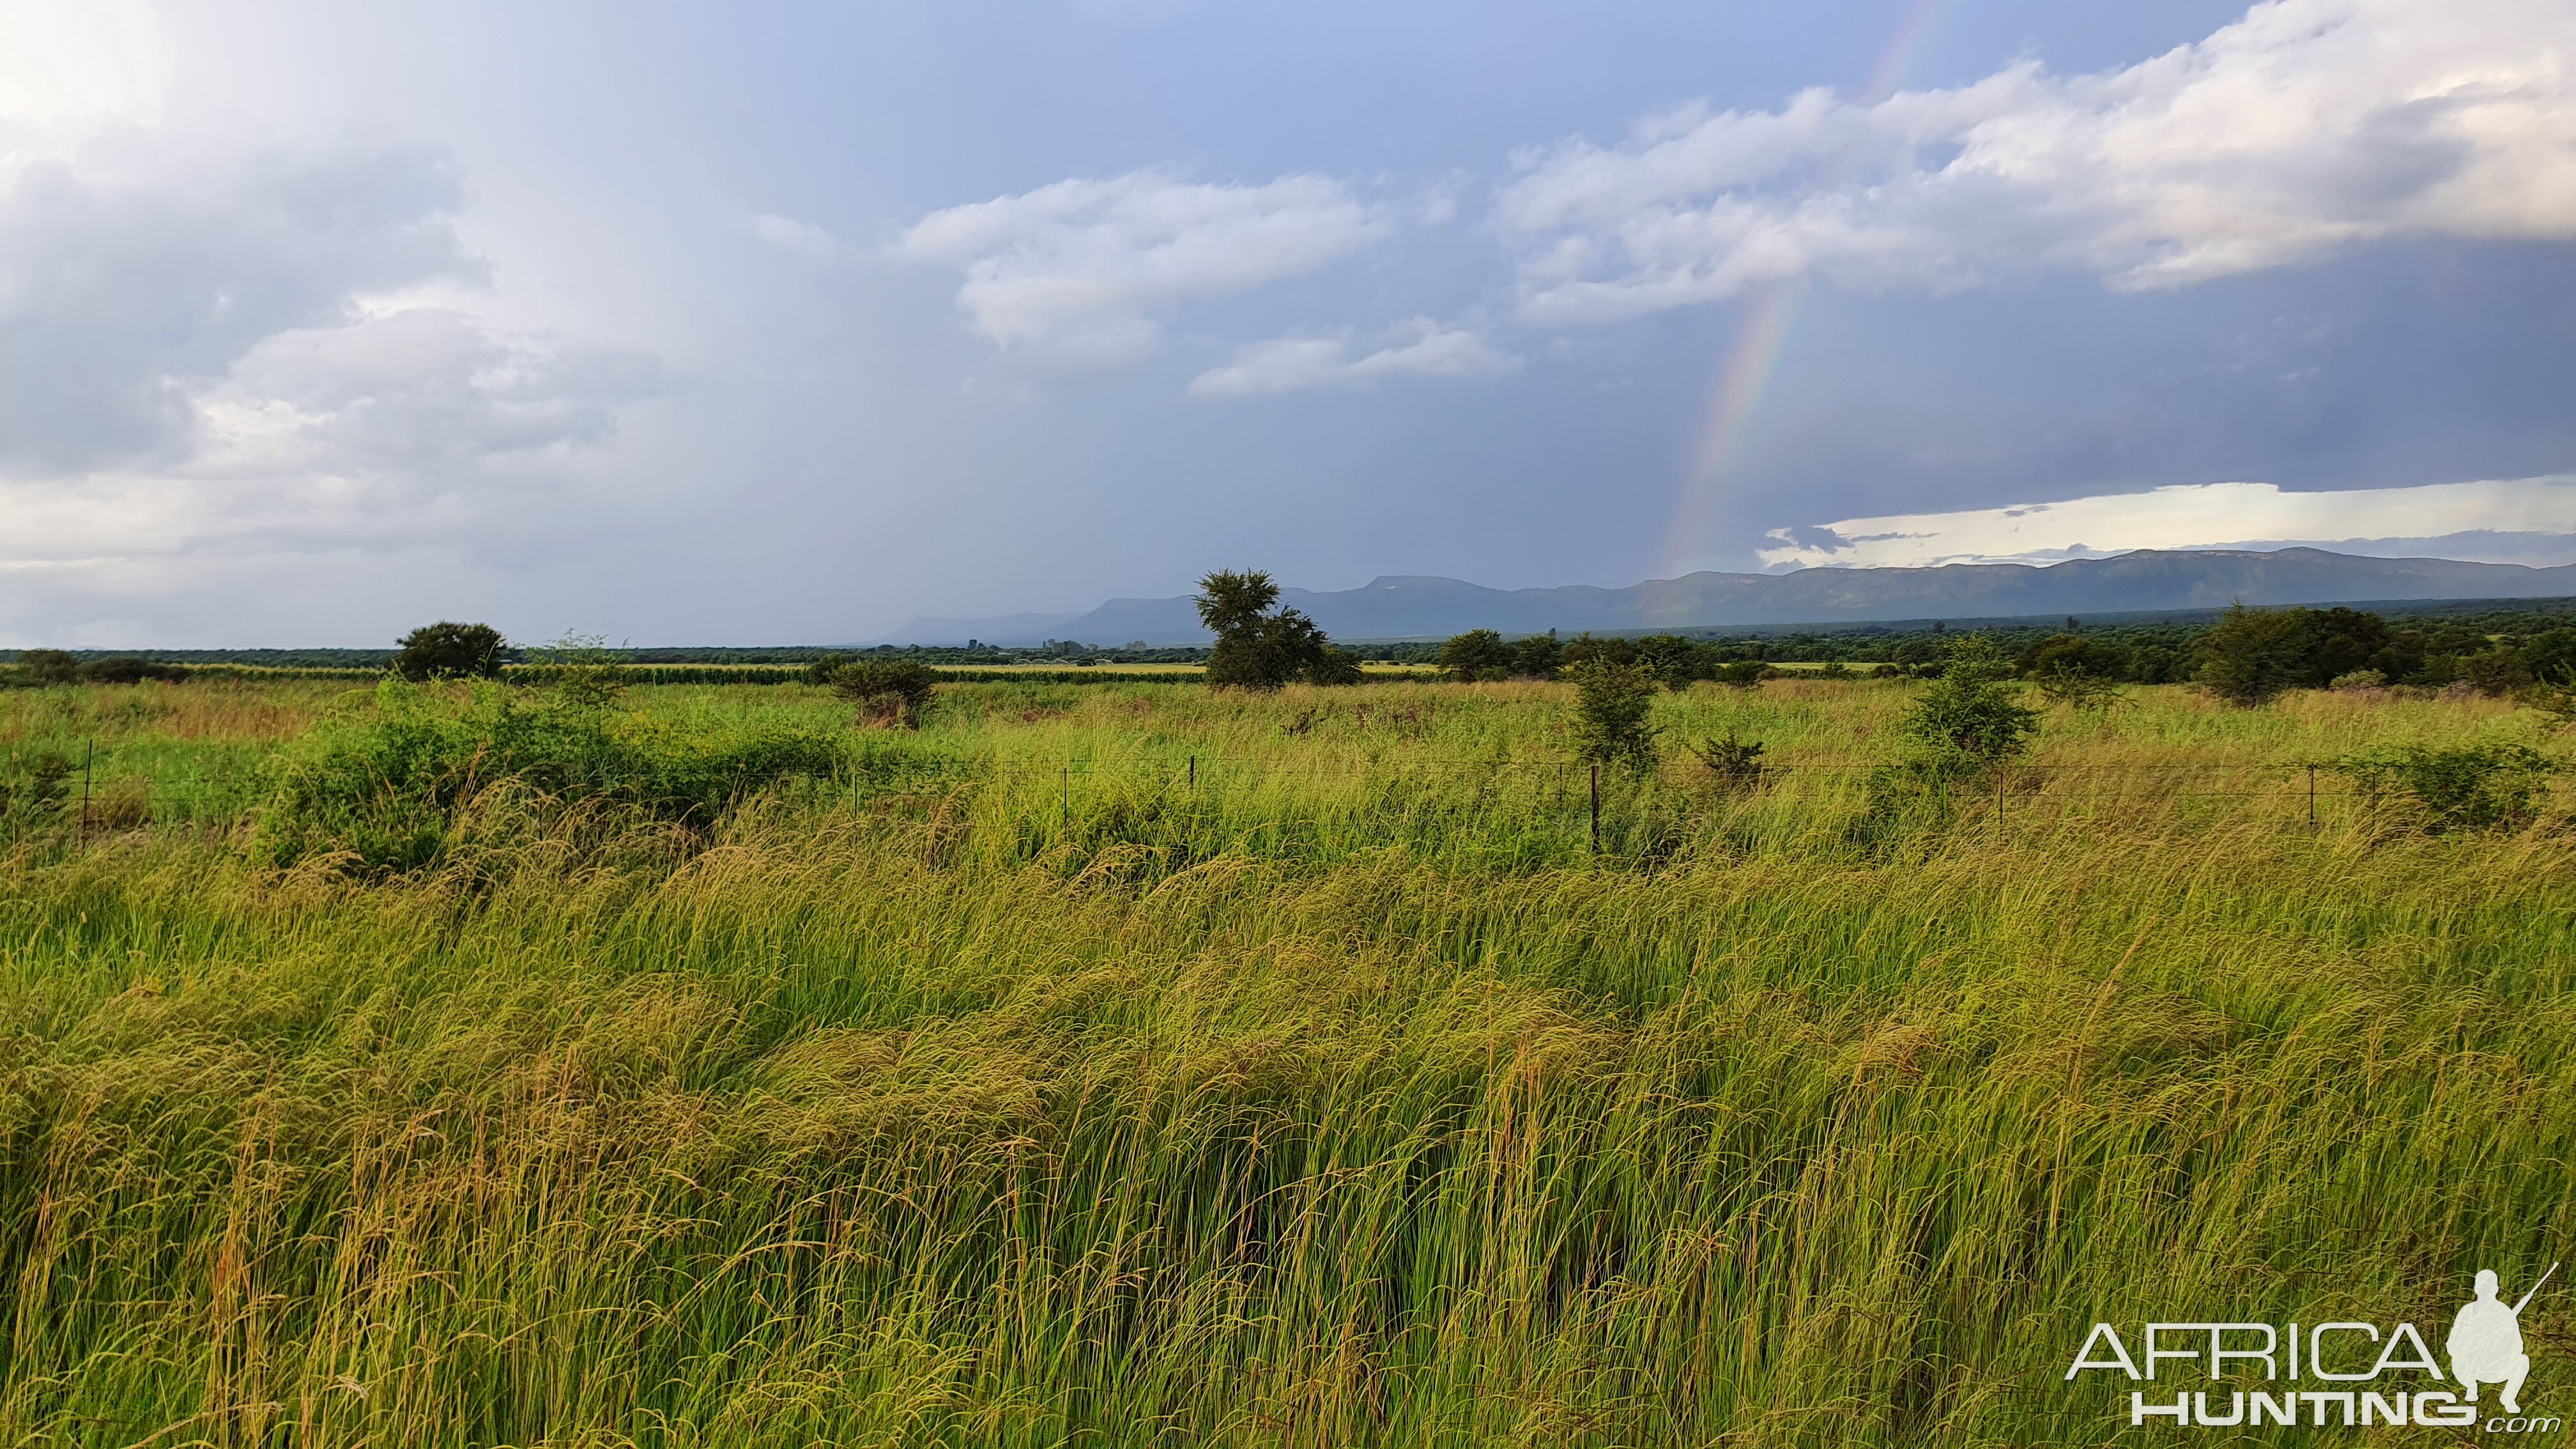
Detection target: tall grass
<box><xmin>0</xmin><ymin>677</ymin><xmax>2567</xmax><ymax>1445</ymax></box>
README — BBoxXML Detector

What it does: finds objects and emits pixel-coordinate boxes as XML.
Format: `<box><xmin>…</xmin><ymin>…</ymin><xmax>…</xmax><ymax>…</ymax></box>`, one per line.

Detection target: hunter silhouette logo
<box><xmin>2065</xmin><ymin>1262</ymin><xmax>2562</xmax><ymax>1430</ymax></box>
<box><xmin>2454</xmin><ymin>1264</ymin><xmax>2557</xmax><ymax>1417</ymax></box>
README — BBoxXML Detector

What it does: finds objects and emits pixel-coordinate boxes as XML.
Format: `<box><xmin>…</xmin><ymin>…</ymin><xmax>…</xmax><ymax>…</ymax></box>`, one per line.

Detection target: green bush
<box><xmin>2334</xmin><ymin>742</ymin><xmax>2557</xmax><ymax>834</ymax></box>
<box><xmin>1689</xmin><ymin>730</ymin><xmax>1765</xmax><ymax>786</ymax></box>
<box><xmin>2034</xmin><ymin>666</ymin><xmax>2126</xmax><ymax>711</ymax></box>
<box><xmin>1569</xmin><ymin>657</ymin><xmax>1659</xmax><ymax>768</ymax></box>
<box><xmin>825</xmin><ymin>658</ymin><xmax>942</xmax><ymax>727</ymax></box>
<box><xmin>1902</xmin><ymin>636</ymin><xmax>2039</xmax><ymax>764</ymax></box>
<box><xmin>252</xmin><ymin>680</ymin><xmax>845</xmax><ymax>872</ymax></box>
<box><xmin>1</xmin><ymin>748</ymin><xmax>75</xmax><ymax>827</ymax></box>
<box><xmin>394</xmin><ymin>621</ymin><xmax>513</xmax><ymax>681</ymax></box>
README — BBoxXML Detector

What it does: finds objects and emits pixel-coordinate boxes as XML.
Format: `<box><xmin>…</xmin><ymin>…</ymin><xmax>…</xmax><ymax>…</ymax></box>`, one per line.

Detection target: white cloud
<box><xmin>749</xmin><ymin>211</ymin><xmax>837</xmax><ymax>259</ymax></box>
<box><xmin>2</xmin><ymin>307</ymin><xmax>656</xmax><ymax>571</ymax></box>
<box><xmin>0</xmin><ymin>0</ymin><xmax>174</xmax><ymax>132</ymax></box>
<box><xmin>0</xmin><ymin>143</ymin><xmax>491</xmax><ymax>471</ymax></box>
<box><xmin>896</xmin><ymin>170</ymin><xmax>1388</xmax><ymax>364</ymax></box>
<box><xmin>1501</xmin><ymin>0</ymin><xmax>2576</xmax><ymax>324</ymax></box>
<box><xmin>1188</xmin><ymin>318</ymin><xmax>1519</xmax><ymax>397</ymax></box>
<box><xmin>0</xmin><ymin>117</ymin><xmax>657</xmax><ymax>581</ymax></box>
<box><xmin>1758</xmin><ymin>476</ymin><xmax>2576</xmax><ymax>569</ymax></box>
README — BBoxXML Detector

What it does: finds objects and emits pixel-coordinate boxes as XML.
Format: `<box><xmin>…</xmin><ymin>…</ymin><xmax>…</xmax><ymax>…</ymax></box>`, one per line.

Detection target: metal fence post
<box><xmin>1589</xmin><ymin>764</ymin><xmax>1600</xmax><ymax>855</ymax></box>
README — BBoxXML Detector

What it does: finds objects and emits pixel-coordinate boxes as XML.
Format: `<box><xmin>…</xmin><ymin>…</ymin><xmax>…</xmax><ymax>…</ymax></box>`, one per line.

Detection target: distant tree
<box><xmin>1714</xmin><ymin>659</ymin><xmax>1772</xmax><ymax>689</ymax></box>
<box><xmin>1440</xmin><ymin>629</ymin><xmax>1515</xmax><ymax>682</ymax></box>
<box><xmin>76</xmin><ymin>657</ymin><xmax>187</xmax><ymax>685</ymax></box>
<box><xmin>2195</xmin><ymin>604</ymin><xmax>2314</xmax><ymax>705</ymax></box>
<box><xmin>394</xmin><ymin>622</ymin><xmax>511</xmax><ymax>681</ymax></box>
<box><xmin>1632</xmin><ymin>634</ymin><xmax>1715</xmax><ymax>690</ymax></box>
<box><xmin>826</xmin><ymin>658</ymin><xmax>940</xmax><ymax>728</ymax></box>
<box><xmin>1903</xmin><ymin>635</ymin><xmax>2039</xmax><ymax>763</ymax></box>
<box><xmin>16</xmin><ymin>650</ymin><xmax>80</xmax><ymax>686</ymax></box>
<box><xmin>2462</xmin><ymin>647</ymin><xmax>2534</xmax><ymax>697</ymax></box>
<box><xmin>2521</xmin><ymin>628</ymin><xmax>2576</xmax><ymax>686</ymax></box>
<box><xmin>1561</xmin><ymin>633</ymin><xmax>1636</xmax><ymax>672</ymax></box>
<box><xmin>1511</xmin><ymin>630</ymin><xmax>1563</xmax><ymax>679</ymax></box>
<box><xmin>2015</xmin><ymin>633</ymin><xmax>2129</xmax><ymax>680</ymax></box>
<box><xmin>1568</xmin><ymin>657</ymin><xmax>1660</xmax><ymax>768</ymax></box>
<box><xmin>1195</xmin><ymin>570</ymin><xmax>1354</xmax><ymax>689</ymax></box>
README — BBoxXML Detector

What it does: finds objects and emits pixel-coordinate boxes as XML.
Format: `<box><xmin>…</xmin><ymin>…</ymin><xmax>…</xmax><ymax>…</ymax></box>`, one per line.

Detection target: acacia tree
<box><xmin>1195</xmin><ymin>571</ymin><xmax>1359</xmax><ymax>689</ymax></box>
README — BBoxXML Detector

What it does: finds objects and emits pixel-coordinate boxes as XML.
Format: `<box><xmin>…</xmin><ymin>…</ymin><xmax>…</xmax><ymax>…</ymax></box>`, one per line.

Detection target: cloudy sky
<box><xmin>4</xmin><ymin>0</ymin><xmax>2573</xmax><ymax>645</ymax></box>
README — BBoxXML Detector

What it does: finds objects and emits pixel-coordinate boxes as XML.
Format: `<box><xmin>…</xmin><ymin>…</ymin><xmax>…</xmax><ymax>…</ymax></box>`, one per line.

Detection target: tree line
<box><xmin>1425</xmin><ymin>603</ymin><xmax>2576</xmax><ymax>703</ymax></box>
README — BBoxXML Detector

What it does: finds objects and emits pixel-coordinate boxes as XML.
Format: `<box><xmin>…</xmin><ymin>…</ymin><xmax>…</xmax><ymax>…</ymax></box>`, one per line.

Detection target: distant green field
<box><xmin>1</xmin><ymin>673</ymin><xmax>2566</xmax><ymax>1445</ymax></box>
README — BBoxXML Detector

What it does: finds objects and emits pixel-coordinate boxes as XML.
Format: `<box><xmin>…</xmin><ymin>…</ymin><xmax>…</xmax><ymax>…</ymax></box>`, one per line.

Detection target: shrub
<box><xmin>252</xmin><ymin>680</ymin><xmax>846</xmax><ymax>873</ymax></box>
<box><xmin>1902</xmin><ymin>635</ymin><xmax>2039</xmax><ymax>764</ymax></box>
<box><xmin>1714</xmin><ymin>659</ymin><xmax>1772</xmax><ymax>689</ymax></box>
<box><xmin>532</xmin><ymin>632</ymin><xmax>630</xmax><ymax>709</ymax></box>
<box><xmin>825</xmin><ymin>659</ymin><xmax>942</xmax><ymax>728</ymax></box>
<box><xmin>1568</xmin><ymin>657</ymin><xmax>1659</xmax><ymax>768</ymax></box>
<box><xmin>2331</xmin><ymin>670</ymin><xmax>2388</xmax><ymax>691</ymax></box>
<box><xmin>2035</xmin><ymin>667</ymin><xmax>2125</xmax><ymax>712</ymax></box>
<box><xmin>394</xmin><ymin>622</ymin><xmax>512</xmax><ymax>681</ymax></box>
<box><xmin>2520</xmin><ymin>677</ymin><xmax>2576</xmax><ymax>730</ymax></box>
<box><xmin>2334</xmin><ymin>742</ymin><xmax>2557</xmax><ymax>834</ymax></box>
<box><xmin>1</xmin><ymin>749</ymin><xmax>75</xmax><ymax>826</ymax></box>
<box><xmin>1689</xmin><ymin>731</ymin><xmax>1766</xmax><ymax>786</ymax></box>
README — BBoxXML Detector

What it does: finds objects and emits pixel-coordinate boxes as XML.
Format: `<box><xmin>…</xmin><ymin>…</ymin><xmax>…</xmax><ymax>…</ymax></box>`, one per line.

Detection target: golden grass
<box><xmin>0</xmin><ymin>676</ymin><xmax>2567</xmax><ymax>1445</ymax></box>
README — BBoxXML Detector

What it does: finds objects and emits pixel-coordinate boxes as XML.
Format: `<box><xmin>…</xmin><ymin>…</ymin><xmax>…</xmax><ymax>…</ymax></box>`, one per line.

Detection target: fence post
<box><xmin>2307</xmin><ymin>764</ymin><xmax>2317</xmax><ymax>829</ymax></box>
<box><xmin>1188</xmin><ymin>755</ymin><xmax>1195</xmax><ymax>789</ymax></box>
<box><xmin>1589</xmin><ymin>764</ymin><xmax>1600</xmax><ymax>855</ymax></box>
<box><xmin>77</xmin><ymin>738</ymin><xmax>93</xmax><ymax>852</ymax></box>
<box><xmin>1062</xmin><ymin>763</ymin><xmax>1070</xmax><ymax>822</ymax></box>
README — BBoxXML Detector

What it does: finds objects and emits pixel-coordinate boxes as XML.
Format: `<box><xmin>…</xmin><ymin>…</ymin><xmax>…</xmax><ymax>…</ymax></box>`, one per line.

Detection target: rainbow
<box><xmin>1659</xmin><ymin>0</ymin><xmax>1945</xmax><ymax>579</ymax></box>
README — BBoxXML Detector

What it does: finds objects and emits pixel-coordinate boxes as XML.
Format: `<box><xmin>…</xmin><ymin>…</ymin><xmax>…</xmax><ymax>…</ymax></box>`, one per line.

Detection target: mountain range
<box><xmin>873</xmin><ymin>548</ymin><xmax>2576</xmax><ymax>646</ymax></box>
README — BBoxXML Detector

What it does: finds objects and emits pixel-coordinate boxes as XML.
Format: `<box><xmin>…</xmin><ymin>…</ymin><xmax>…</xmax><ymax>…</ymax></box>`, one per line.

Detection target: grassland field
<box><xmin>1</xmin><ymin>673</ymin><xmax>2570</xmax><ymax>1446</ymax></box>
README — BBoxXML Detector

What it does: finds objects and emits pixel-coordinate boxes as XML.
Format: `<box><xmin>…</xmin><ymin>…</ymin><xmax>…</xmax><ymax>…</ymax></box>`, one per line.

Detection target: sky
<box><xmin>3</xmin><ymin>0</ymin><xmax>2573</xmax><ymax>646</ymax></box>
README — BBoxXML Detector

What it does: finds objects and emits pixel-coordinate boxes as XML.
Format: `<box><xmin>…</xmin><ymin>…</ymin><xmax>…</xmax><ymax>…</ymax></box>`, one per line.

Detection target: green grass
<box><xmin>0</xmin><ymin>676</ymin><xmax>2569</xmax><ymax>1445</ymax></box>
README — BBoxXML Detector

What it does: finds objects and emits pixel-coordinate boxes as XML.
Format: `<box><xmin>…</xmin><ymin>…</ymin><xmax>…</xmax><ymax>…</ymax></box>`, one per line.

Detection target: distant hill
<box><xmin>874</xmin><ymin>548</ymin><xmax>2576</xmax><ymax>646</ymax></box>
